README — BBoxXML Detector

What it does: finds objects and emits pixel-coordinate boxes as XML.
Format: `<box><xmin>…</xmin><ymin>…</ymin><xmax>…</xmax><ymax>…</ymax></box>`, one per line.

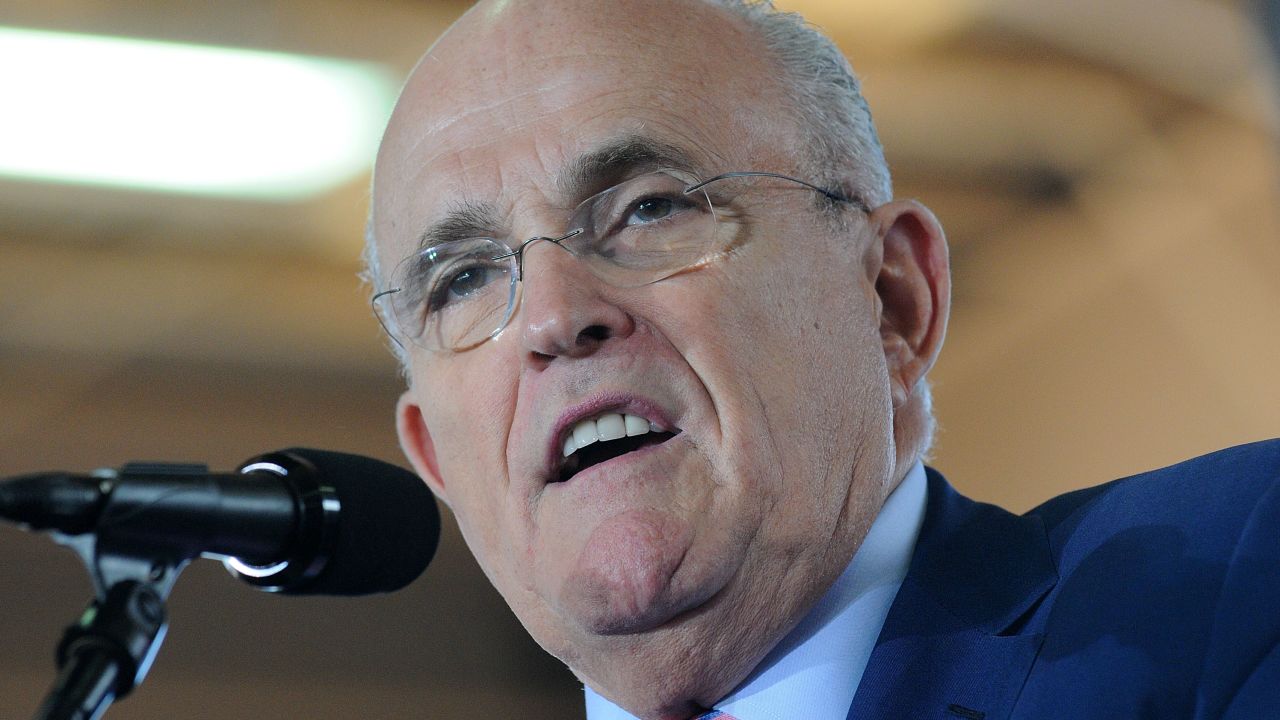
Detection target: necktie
<box><xmin>695</xmin><ymin>712</ymin><xmax>739</xmax><ymax>720</ymax></box>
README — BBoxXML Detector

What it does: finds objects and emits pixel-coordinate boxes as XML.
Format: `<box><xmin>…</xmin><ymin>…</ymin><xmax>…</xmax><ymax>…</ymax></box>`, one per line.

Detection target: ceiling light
<box><xmin>0</xmin><ymin>27</ymin><xmax>398</xmax><ymax>200</ymax></box>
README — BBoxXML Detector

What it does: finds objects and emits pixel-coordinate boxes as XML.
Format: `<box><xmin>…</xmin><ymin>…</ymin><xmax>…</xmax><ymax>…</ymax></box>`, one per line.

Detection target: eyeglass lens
<box><xmin>382</xmin><ymin>169</ymin><xmax>720</xmax><ymax>351</ymax></box>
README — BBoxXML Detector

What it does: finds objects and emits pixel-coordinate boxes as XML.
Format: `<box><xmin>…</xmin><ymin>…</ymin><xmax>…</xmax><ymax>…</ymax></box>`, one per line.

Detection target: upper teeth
<box><xmin>563</xmin><ymin>413</ymin><xmax>662</xmax><ymax>457</ymax></box>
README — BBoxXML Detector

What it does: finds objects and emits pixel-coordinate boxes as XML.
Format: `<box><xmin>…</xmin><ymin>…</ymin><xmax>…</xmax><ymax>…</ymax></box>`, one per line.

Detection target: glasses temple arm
<box><xmin>370</xmin><ymin>289</ymin><xmax>407</xmax><ymax>350</ymax></box>
<box><xmin>684</xmin><ymin>171</ymin><xmax>869</xmax><ymax>211</ymax></box>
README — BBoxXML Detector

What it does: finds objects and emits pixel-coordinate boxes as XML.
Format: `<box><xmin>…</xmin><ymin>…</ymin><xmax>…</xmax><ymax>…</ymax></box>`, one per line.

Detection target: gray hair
<box><xmin>702</xmin><ymin>0</ymin><xmax>892</xmax><ymax>208</ymax></box>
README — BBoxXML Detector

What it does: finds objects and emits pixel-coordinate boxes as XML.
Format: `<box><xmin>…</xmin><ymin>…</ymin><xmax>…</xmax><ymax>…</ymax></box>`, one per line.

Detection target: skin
<box><xmin>373</xmin><ymin>1</ymin><xmax>950</xmax><ymax>717</ymax></box>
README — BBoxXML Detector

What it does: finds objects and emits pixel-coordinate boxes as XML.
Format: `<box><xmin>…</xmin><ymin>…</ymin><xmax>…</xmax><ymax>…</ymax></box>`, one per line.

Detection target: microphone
<box><xmin>0</xmin><ymin>448</ymin><xmax>440</xmax><ymax>596</ymax></box>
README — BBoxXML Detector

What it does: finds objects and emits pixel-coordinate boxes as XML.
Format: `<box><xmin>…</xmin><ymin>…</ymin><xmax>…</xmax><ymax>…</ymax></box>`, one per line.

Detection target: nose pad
<box><xmin>514</xmin><ymin>237</ymin><xmax>633</xmax><ymax>360</ymax></box>
<box><xmin>508</xmin><ymin>229</ymin><xmax>583</xmax><ymax>281</ymax></box>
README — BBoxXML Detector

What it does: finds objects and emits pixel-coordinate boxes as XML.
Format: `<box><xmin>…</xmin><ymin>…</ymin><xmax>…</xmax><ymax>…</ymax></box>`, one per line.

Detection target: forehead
<box><xmin>372</xmin><ymin>0</ymin><xmax>796</xmax><ymax>260</ymax></box>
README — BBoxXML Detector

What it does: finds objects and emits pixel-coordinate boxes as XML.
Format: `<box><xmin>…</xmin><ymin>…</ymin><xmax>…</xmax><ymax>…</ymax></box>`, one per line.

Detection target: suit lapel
<box><xmin>848</xmin><ymin>469</ymin><xmax>1057</xmax><ymax>720</ymax></box>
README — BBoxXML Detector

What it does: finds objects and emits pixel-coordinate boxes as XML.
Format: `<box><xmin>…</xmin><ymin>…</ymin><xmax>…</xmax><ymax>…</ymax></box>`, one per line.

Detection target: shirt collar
<box><xmin>585</xmin><ymin>461</ymin><xmax>929</xmax><ymax>720</ymax></box>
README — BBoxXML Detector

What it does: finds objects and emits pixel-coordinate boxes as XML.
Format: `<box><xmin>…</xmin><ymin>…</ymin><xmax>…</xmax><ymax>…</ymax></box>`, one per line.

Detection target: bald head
<box><xmin>366</xmin><ymin>0</ymin><xmax>892</xmax><ymax>293</ymax></box>
<box><xmin>373</xmin><ymin>0</ymin><xmax>801</xmax><ymax>254</ymax></box>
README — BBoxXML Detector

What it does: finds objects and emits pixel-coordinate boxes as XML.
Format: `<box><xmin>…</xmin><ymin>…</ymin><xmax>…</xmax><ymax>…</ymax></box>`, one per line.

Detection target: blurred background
<box><xmin>1</xmin><ymin>0</ymin><xmax>1277</xmax><ymax>717</ymax></box>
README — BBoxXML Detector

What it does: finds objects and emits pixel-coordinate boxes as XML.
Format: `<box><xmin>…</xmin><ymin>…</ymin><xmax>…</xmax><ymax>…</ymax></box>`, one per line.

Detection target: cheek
<box><xmin>679</xmin><ymin>243</ymin><xmax>878</xmax><ymax>408</ymax></box>
<box><xmin>734</xmin><ymin>234</ymin><xmax>882</xmax><ymax>401</ymax></box>
<box><xmin>663</xmin><ymin>233</ymin><xmax>889</xmax><ymax>512</ymax></box>
<box><xmin>412</xmin><ymin>357</ymin><xmax>525</xmax><ymax>564</ymax></box>
<box><xmin>418</xmin><ymin>357</ymin><xmax>512</xmax><ymax>463</ymax></box>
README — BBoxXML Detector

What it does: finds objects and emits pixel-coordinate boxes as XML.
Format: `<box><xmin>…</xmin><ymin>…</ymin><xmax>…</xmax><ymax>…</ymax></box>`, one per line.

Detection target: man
<box><xmin>365</xmin><ymin>1</ymin><xmax>1280</xmax><ymax>718</ymax></box>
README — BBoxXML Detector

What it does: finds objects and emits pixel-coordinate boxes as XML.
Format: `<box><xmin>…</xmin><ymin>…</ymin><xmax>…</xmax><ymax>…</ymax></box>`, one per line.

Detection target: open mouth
<box><xmin>554</xmin><ymin>412</ymin><xmax>677</xmax><ymax>483</ymax></box>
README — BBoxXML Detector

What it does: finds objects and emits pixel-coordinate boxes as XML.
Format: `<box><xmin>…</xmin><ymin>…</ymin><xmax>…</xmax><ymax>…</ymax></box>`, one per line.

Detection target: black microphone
<box><xmin>0</xmin><ymin>448</ymin><xmax>440</xmax><ymax>596</ymax></box>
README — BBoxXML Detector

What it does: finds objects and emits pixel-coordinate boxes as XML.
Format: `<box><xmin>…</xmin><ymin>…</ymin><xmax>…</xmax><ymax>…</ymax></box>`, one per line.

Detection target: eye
<box><xmin>446</xmin><ymin>266</ymin><xmax>492</xmax><ymax>297</ymax></box>
<box><xmin>426</xmin><ymin>261</ymin><xmax>504</xmax><ymax>312</ymax></box>
<box><xmin>578</xmin><ymin>173</ymin><xmax>711</xmax><ymax>265</ymax></box>
<box><xmin>625</xmin><ymin>196</ymin><xmax>679</xmax><ymax>225</ymax></box>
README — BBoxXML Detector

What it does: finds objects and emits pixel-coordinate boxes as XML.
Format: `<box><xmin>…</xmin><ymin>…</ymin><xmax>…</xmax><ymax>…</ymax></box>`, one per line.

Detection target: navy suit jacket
<box><xmin>848</xmin><ymin>439</ymin><xmax>1280</xmax><ymax>720</ymax></box>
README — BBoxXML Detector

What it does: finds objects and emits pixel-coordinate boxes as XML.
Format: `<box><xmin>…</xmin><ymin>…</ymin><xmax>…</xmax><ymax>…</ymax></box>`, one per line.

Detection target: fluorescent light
<box><xmin>0</xmin><ymin>27</ymin><xmax>398</xmax><ymax>200</ymax></box>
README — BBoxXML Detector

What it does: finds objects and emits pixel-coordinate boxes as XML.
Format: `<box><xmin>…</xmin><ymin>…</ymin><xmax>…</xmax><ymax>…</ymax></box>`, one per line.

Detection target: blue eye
<box><xmin>626</xmin><ymin>196</ymin><xmax>678</xmax><ymax>225</ymax></box>
<box><xmin>427</xmin><ymin>262</ymin><xmax>503</xmax><ymax>312</ymax></box>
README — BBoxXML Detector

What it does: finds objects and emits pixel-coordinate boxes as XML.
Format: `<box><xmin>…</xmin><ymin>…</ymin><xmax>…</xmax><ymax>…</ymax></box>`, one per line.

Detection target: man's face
<box><xmin>374</xmin><ymin>0</ymin><xmax>899</xmax><ymax>712</ymax></box>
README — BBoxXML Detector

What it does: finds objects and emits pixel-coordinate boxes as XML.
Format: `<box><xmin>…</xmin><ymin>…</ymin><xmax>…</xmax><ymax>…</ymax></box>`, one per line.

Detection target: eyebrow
<box><xmin>556</xmin><ymin>135</ymin><xmax>701</xmax><ymax>202</ymax></box>
<box><xmin>415</xmin><ymin>200</ymin><xmax>503</xmax><ymax>254</ymax></box>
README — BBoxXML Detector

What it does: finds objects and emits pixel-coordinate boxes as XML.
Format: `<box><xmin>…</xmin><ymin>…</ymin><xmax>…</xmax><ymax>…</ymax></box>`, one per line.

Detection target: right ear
<box><xmin>396</xmin><ymin>391</ymin><xmax>449</xmax><ymax>504</ymax></box>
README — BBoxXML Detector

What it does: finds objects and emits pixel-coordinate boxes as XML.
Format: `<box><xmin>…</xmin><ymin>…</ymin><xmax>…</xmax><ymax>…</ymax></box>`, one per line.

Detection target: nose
<box><xmin>514</xmin><ymin>238</ymin><xmax>634</xmax><ymax>362</ymax></box>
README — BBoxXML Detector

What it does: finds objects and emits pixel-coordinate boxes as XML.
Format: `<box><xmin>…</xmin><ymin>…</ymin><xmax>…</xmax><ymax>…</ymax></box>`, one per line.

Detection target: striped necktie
<box><xmin>694</xmin><ymin>712</ymin><xmax>739</xmax><ymax>720</ymax></box>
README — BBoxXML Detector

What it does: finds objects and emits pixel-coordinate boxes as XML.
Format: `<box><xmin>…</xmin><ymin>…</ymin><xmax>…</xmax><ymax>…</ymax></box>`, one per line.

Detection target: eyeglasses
<box><xmin>373</xmin><ymin>169</ymin><xmax>865</xmax><ymax>353</ymax></box>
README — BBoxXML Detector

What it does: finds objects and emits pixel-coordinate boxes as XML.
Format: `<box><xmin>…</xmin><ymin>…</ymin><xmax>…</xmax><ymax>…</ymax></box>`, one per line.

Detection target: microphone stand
<box><xmin>32</xmin><ymin>465</ymin><xmax>198</xmax><ymax>720</ymax></box>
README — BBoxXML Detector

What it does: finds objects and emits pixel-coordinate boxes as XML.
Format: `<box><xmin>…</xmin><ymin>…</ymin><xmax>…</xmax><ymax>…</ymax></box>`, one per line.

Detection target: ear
<box><xmin>868</xmin><ymin>199</ymin><xmax>950</xmax><ymax>409</ymax></box>
<box><xmin>396</xmin><ymin>390</ymin><xmax>450</xmax><ymax>503</ymax></box>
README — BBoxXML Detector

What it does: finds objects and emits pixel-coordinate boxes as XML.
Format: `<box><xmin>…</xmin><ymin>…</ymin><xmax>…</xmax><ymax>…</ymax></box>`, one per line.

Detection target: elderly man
<box><xmin>365</xmin><ymin>1</ymin><xmax>1280</xmax><ymax>718</ymax></box>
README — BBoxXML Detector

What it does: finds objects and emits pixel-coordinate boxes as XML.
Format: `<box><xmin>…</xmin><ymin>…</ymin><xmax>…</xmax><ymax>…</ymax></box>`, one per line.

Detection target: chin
<box><xmin>557</xmin><ymin>557</ymin><xmax>690</xmax><ymax>635</ymax></box>
<box><xmin>551</xmin><ymin>507</ymin><xmax>707</xmax><ymax>634</ymax></box>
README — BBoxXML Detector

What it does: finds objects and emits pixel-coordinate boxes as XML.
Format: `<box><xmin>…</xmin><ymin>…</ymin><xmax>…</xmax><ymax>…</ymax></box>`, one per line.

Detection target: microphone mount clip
<box><xmin>37</xmin><ymin>462</ymin><xmax>201</xmax><ymax>720</ymax></box>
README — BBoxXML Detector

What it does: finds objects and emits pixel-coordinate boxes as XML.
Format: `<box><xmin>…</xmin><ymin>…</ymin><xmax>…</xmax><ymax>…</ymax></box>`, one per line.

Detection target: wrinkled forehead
<box><xmin>371</xmin><ymin>0</ymin><xmax>794</xmax><ymax>267</ymax></box>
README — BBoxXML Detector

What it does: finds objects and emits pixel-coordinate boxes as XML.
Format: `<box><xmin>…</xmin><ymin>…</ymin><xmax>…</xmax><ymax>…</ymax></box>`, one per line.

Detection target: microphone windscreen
<box><xmin>278</xmin><ymin>448</ymin><xmax>440</xmax><ymax>596</ymax></box>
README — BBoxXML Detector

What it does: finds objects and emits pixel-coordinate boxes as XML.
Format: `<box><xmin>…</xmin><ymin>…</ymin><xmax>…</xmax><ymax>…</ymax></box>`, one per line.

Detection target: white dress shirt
<box><xmin>584</xmin><ymin>461</ymin><xmax>928</xmax><ymax>720</ymax></box>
